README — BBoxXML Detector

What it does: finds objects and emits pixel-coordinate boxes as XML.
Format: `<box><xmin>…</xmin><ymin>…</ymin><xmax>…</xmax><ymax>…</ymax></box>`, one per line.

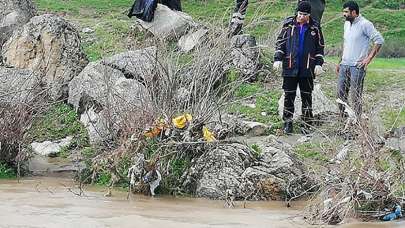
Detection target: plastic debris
<box><xmin>336</xmin><ymin>98</ymin><xmax>357</xmax><ymax>130</ymax></box>
<box><xmin>203</xmin><ymin>126</ymin><xmax>216</xmax><ymax>142</ymax></box>
<box><xmin>382</xmin><ymin>205</ymin><xmax>402</xmax><ymax>221</ymax></box>
<box><xmin>143</xmin><ymin>170</ymin><xmax>162</xmax><ymax>196</ymax></box>
<box><xmin>144</xmin><ymin>118</ymin><xmax>168</xmax><ymax>138</ymax></box>
<box><xmin>357</xmin><ymin>190</ymin><xmax>372</xmax><ymax>200</ymax></box>
<box><xmin>172</xmin><ymin>113</ymin><xmax>192</xmax><ymax>129</ymax></box>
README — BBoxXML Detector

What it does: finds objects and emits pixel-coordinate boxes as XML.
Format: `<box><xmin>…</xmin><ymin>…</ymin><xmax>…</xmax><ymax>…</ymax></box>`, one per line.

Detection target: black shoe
<box><xmin>283</xmin><ymin>121</ymin><xmax>293</xmax><ymax>135</ymax></box>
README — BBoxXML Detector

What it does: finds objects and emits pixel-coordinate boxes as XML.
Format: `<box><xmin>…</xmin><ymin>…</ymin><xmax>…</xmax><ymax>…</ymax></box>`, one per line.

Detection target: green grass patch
<box><xmin>326</xmin><ymin>57</ymin><xmax>405</xmax><ymax>70</ymax></box>
<box><xmin>381</xmin><ymin>108</ymin><xmax>405</xmax><ymax>130</ymax></box>
<box><xmin>82</xmin><ymin>17</ymin><xmax>131</xmax><ymax>61</ymax></box>
<box><xmin>170</xmin><ymin>158</ymin><xmax>190</xmax><ymax>179</ymax></box>
<box><xmin>364</xmin><ymin>70</ymin><xmax>405</xmax><ymax>93</ymax></box>
<box><xmin>229</xmin><ymin>83</ymin><xmax>282</xmax><ymax>126</ymax></box>
<box><xmin>35</xmin><ymin>0</ymin><xmax>405</xmax><ymax>58</ymax></box>
<box><xmin>0</xmin><ymin>163</ymin><xmax>15</xmax><ymax>179</ymax></box>
<box><xmin>36</xmin><ymin>0</ymin><xmax>132</xmax><ymax>16</ymax></box>
<box><xmin>293</xmin><ymin>142</ymin><xmax>332</xmax><ymax>163</ymax></box>
<box><xmin>234</xmin><ymin>83</ymin><xmax>262</xmax><ymax>98</ymax></box>
<box><xmin>251</xmin><ymin>144</ymin><xmax>262</xmax><ymax>157</ymax></box>
<box><xmin>28</xmin><ymin>103</ymin><xmax>89</xmax><ymax>160</ymax></box>
<box><xmin>29</xmin><ymin>103</ymin><xmax>88</xmax><ymax>144</ymax></box>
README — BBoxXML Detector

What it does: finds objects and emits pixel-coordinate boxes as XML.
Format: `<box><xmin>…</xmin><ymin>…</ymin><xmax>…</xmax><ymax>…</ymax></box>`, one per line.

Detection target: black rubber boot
<box><xmin>283</xmin><ymin>121</ymin><xmax>293</xmax><ymax>135</ymax></box>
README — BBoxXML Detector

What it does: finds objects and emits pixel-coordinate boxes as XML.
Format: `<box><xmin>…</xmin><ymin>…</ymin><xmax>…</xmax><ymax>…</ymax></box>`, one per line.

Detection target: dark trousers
<box><xmin>282</xmin><ymin>76</ymin><xmax>314</xmax><ymax>124</ymax></box>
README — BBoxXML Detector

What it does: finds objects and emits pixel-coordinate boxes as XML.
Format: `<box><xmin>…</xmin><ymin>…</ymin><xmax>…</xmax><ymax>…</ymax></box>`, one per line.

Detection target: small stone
<box><xmin>243</xmin><ymin>103</ymin><xmax>256</xmax><ymax>109</ymax></box>
<box><xmin>82</xmin><ymin>27</ymin><xmax>94</xmax><ymax>33</ymax></box>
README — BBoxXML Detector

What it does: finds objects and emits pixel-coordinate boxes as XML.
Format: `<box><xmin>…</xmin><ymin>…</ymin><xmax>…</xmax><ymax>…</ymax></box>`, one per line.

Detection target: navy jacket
<box><xmin>274</xmin><ymin>16</ymin><xmax>324</xmax><ymax>78</ymax></box>
<box><xmin>128</xmin><ymin>0</ymin><xmax>182</xmax><ymax>22</ymax></box>
<box><xmin>128</xmin><ymin>0</ymin><xmax>158</xmax><ymax>22</ymax></box>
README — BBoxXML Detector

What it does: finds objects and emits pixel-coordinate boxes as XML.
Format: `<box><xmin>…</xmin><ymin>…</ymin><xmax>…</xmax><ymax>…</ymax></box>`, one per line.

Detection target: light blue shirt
<box><xmin>341</xmin><ymin>15</ymin><xmax>384</xmax><ymax>67</ymax></box>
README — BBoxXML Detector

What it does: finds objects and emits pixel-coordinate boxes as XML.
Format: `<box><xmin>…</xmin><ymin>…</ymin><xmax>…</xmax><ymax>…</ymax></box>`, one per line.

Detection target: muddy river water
<box><xmin>0</xmin><ymin>177</ymin><xmax>403</xmax><ymax>228</ymax></box>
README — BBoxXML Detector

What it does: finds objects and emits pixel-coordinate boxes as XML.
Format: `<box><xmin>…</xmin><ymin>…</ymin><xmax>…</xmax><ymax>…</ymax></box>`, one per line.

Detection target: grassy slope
<box><xmin>35</xmin><ymin>0</ymin><xmax>405</xmax><ymax>59</ymax></box>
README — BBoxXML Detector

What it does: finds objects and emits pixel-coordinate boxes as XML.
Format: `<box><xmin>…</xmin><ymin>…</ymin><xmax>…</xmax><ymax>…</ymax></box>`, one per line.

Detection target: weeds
<box><xmin>0</xmin><ymin>162</ymin><xmax>15</xmax><ymax>179</ymax></box>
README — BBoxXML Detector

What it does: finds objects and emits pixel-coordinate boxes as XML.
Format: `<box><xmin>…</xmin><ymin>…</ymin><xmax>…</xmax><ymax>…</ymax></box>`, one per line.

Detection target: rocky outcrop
<box><xmin>182</xmin><ymin>136</ymin><xmax>310</xmax><ymax>200</ymax></box>
<box><xmin>2</xmin><ymin>14</ymin><xmax>88</xmax><ymax>100</ymax></box>
<box><xmin>182</xmin><ymin>143</ymin><xmax>255</xmax><ymax>199</ymax></box>
<box><xmin>177</xmin><ymin>28</ymin><xmax>208</xmax><ymax>52</ymax></box>
<box><xmin>0</xmin><ymin>0</ymin><xmax>37</xmax><ymax>49</ymax></box>
<box><xmin>68</xmin><ymin>48</ymin><xmax>156</xmax><ymax>145</ymax></box>
<box><xmin>210</xmin><ymin>114</ymin><xmax>270</xmax><ymax>138</ymax></box>
<box><xmin>0</xmin><ymin>67</ymin><xmax>42</xmax><ymax>103</ymax></box>
<box><xmin>278</xmin><ymin>83</ymin><xmax>338</xmax><ymax>120</ymax></box>
<box><xmin>136</xmin><ymin>4</ymin><xmax>195</xmax><ymax>40</ymax></box>
<box><xmin>230</xmin><ymin>34</ymin><xmax>260</xmax><ymax>77</ymax></box>
<box><xmin>101</xmin><ymin>47</ymin><xmax>157</xmax><ymax>83</ymax></box>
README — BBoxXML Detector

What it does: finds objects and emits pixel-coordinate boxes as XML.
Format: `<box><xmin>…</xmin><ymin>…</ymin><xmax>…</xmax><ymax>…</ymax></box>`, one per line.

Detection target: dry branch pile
<box><xmin>304</xmin><ymin>109</ymin><xmax>405</xmax><ymax>224</ymax></box>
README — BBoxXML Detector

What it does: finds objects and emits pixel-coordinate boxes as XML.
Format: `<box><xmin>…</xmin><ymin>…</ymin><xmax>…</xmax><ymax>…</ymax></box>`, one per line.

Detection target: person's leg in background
<box><xmin>282</xmin><ymin>77</ymin><xmax>299</xmax><ymax>134</ymax></box>
<box><xmin>228</xmin><ymin>0</ymin><xmax>248</xmax><ymax>36</ymax></box>
<box><xmin>349</xmin><ymin>66</ymin><xmax>366</xmax><ymax>118</ymax></box>
<box><xmin>337</xmin><ymin>64</ymin><xmax>351</xmax><ymax>118</ymax></box>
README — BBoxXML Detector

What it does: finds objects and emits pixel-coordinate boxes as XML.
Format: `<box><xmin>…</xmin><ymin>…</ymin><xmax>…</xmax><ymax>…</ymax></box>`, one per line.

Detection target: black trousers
<box><xmin>282</xmin><ymin>76</ymin><xmax>314</xmax><ymax>124</ymax></box>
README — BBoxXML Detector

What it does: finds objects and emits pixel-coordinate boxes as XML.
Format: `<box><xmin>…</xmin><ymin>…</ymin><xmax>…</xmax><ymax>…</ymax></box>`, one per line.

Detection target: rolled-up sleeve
<box><xmin>364</xmin><ymin>21</ymin><xmax>384</xmax><ymax>45</ymax></box>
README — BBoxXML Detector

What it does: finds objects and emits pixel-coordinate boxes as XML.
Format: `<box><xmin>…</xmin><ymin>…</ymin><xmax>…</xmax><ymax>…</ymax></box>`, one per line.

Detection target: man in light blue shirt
<box><xmin>336</xmin><ymin>1</ymin><xmax>384</xmax><ymax>118</ymax></box>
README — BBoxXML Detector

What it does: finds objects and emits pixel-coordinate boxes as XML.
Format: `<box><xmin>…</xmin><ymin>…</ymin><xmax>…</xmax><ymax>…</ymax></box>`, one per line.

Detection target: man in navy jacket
<box><xmin>273</xmin><ymin>1</ymin><xmax>325</xmax><ymax>134</ymax></box>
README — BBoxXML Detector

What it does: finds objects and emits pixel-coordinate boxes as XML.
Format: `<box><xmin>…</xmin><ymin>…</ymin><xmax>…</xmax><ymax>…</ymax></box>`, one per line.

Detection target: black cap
<box><xmin>297</xmin><ymin>1</ymin><xmax>311</xmax><ymax>14</ymax></box>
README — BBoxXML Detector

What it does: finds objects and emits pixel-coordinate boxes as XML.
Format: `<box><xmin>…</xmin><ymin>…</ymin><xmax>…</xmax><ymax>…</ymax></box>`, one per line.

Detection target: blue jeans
<box><xmin>337</xmin><ymin>64</ymin><xmax>366</xmax><ymax>117</ymax></box>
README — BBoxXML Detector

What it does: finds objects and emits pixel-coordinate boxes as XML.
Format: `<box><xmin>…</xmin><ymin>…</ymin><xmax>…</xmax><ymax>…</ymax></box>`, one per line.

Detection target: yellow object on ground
<box><xmin>203</xmin><ymin>126</ymin><xmax>216</xmax><ymax>142</ymax></box>
<box><xmin>172</xmin><ymin>113</ymin><xmax>192</xmax><ymax>129</ymax></box>
<box><xmin>144</xmin><ymin>127</ymin><xmax>161</xmax><ymax>138</ymax></box>
<box><xmin>144</xmin><ymin>118</ymin><xmax>168</xmax><ymax>138</ymax></box>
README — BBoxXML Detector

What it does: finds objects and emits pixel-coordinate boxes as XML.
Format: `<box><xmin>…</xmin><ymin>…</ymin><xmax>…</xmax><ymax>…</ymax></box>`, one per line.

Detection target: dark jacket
<box><xmin>128</xmin><ymin>0</ymin><xmax>158</xmax><ymax>22</ymax></box>
<box><xmin>160</xmin><ymin>0</ymin><xmax>182</xmax><ymax>11</ymax></box>
<box><xmin>274</xmin><ymin>16</ymin><xmax>324</xmax><ymax>78</ymax></box>
<box><xmin>128</xmin><ymin>0</ymin><xmax>182</xmax><ymax>22</ymax></box>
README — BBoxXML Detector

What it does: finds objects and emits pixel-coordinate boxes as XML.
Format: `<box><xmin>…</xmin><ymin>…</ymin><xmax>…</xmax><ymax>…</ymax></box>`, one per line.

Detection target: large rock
<box><xmin>278</xmin><ymin>83</ymin><xmax>338</xmax><ymax>120</ymax></box>
<box><xmin>240</xmin><ymin>136</ymin><xmax>309</xmax><ymax>200</ymax></box>
<box><xmin>0</xmin><ymin>67</ymin><xmax>41</xmax><ymax>103</ymax></box>
<box><xmin>31</xmin><ymin>136</ymin><xmax>73</xmax><ymax>157</ymax></box>
<box><xmin>210</xmin><ymin>114</ymin><xmax>269</xmax><ymax>138</ymax></box>
<box><xmin>230</xmin><ymin>34</ymin><xmax>260</xmax><ymax>76</ymax></box>
<box><xmin>136</xmin><ymin>4</ymin><xmax>195</xmax><ymax>40</ymax></box>
<box><xmin>2</xmin><ymin>14</ymin><xmax>88</xmax><ymax>100</ymax></box>
<box><xmin>0</xmin><ymin>0</ymin><xmax>37</xmax><ymax>49</ymax></box>
<box><xmin>177</xmin><ymin>28</ymin><xmax>208</xmax><ymax>52</ymax></box>
<box><xmin>101</xmin><ymin>47</ymin><xmax>157</xmax><ymax>83</ymax></box>
<box><xmin>182</xmin><ymin>143</ymin><xmax>255</xmax><ymax>199</ymax></box>
<box><xmin>238</xmin><ymin>120</ymin><xmax>270</xmax><ymax>136</ymax></box>
<box><xmin>79</xmin><ymin>107</ymin><xmax>113</xmax><ymax>145</ymax></box>
<box><xmin>68</xmin><ymin>48</ymin><xmax>155</xmax><ymax>145</ymax></box>
<box><xmin>182</xmin><ymin>137</ymin><xmax>310</xmax><ymax>200</ymax></box>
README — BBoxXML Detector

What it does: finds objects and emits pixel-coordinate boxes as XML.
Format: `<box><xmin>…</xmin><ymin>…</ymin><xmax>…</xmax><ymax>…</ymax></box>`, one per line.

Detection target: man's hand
<box><xmin>273</xmin><ymin>61</ymin><xmax>282</xmax><ymax>72</ymax></box>
<box><xmin>357</xmin><ymin>57</ymin><xmax>372</xmax><ymax>69</ymax></box>
<box><xmin>314</xmin><ymin>65</ymin><xmax>324</xmax><ymax>77</ymax></box>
